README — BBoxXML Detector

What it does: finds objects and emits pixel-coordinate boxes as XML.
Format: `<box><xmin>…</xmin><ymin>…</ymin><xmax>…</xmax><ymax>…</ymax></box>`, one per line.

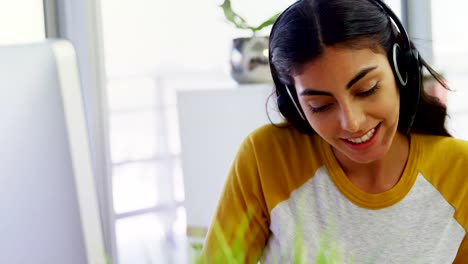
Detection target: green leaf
<box><xmin>220</xmin><ymin>0</ymin><xmax>250</xmax><ymax>30</ymax></box>
<box><xmin>219</xmin><ymin>0</ymin><xmax>279</xmax><ymax>34</ymax></box>
<box><xmin>252</xmin><ymin>11</ymin><xmax>281</xmax><ymax>32</ymax></box>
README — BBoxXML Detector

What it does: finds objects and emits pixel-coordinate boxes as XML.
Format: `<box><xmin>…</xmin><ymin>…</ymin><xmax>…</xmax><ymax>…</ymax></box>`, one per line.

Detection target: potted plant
<box><xmin>220</xmin><ymin>0</ymin><xmax>281</xmax><ymax>84</ymax></box>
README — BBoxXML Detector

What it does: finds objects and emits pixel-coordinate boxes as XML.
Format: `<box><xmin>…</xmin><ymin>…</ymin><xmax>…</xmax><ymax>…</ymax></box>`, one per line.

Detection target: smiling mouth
<box><xmin>345</xmin><ymin>123</ymin><xmax>380</xmax><ymax>144</ymax></box>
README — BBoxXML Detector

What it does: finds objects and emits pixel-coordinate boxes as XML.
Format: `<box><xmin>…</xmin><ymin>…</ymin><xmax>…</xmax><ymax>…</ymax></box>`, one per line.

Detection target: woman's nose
<box><xmin>339</xmin><ymin>103</ymin><xmax>365</xmax><ymax>133</ymax></box>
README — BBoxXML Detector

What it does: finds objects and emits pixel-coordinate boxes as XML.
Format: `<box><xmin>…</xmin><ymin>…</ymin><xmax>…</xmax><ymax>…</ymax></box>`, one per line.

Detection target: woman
<box><xmin>200</xmin><ymin>0</ymin><xmax>468</xmax><ymax>263</ymax></box>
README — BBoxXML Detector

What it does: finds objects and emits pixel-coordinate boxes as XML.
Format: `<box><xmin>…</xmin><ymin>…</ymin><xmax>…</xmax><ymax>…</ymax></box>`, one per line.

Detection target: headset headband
<box><xmin>371</xmin><ymin>0</ymin><xmax>411</xmax><ymax>50</ymax></box>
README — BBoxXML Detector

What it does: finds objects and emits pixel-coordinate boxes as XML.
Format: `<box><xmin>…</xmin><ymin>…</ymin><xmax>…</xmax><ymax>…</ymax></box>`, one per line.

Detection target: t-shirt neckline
<box><xmin>318</xmin><ymin>133</ymin><xmax>420</xmax><ymax>209</ymax></box>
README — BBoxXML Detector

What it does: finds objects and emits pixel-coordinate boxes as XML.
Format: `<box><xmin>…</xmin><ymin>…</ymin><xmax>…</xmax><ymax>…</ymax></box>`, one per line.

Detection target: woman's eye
<box><xmin>308</xmin><ymin>103</ymin><xmax>332</xmax><ymax>113</ymax></box>
<box><xmin>357</xmin><ymin>83</ymin><xmax>380</xmax><ymax>97</ymax></box>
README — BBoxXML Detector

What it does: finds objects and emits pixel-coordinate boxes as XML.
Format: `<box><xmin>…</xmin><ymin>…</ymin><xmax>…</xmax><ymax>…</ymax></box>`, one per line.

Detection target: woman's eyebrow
<box><xmin>299</xmin><ymin>89</ymin><xmax>332</xmax><ymax>96</ymax></box>
<box><xmin>346</xmin><ymin>66</ymin><xmax>378</xmax><ymax>89</ymax></box>
<box><xmin>299</xmin><ymin>65</ymin><xmax>378</xmax><ymax>97</ymax></box>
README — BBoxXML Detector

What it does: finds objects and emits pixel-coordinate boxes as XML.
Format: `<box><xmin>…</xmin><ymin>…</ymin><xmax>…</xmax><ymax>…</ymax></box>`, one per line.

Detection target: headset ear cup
<box><xmin>393</xmin><ymin>43</ymin><xmax>422</xmax><ymax>134</ymax></box>
<box><xmin>406</xmin><ymin>48</ymin><xmax>422</xmax><ymax>132</ymax></box>
<box><xmin>392</xmin><ymin>43</ymin><xmax>408</xmax><ymax>87</ymax></box>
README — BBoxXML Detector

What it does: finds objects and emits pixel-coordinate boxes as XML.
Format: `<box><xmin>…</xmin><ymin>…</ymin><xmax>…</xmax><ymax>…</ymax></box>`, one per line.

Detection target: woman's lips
<box><xmin>341</xmin><ymin>123</ymin><xmax>381</xmax><ymax>149</ymax></box>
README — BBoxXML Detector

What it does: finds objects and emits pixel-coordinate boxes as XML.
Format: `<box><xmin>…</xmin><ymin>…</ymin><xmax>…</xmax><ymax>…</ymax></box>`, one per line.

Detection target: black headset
<box><xmin>270</xmin><ymin>0</ymin><xmax>422</xmax><ymax>135</ymax></box>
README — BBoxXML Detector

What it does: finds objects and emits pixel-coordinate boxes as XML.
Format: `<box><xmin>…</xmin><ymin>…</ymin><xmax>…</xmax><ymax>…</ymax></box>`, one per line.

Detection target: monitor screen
<box><xmin>0</xmin><ymin>40</ymin><xmax>105</xmax><ymax>264</ymax></box>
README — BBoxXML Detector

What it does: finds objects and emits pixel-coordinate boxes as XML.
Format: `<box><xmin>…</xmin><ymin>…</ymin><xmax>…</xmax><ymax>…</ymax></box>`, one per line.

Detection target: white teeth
<box><xmin>347</xmin><ymin>128</ymin><xmax>375</xmax><ymax>144</ymax></box>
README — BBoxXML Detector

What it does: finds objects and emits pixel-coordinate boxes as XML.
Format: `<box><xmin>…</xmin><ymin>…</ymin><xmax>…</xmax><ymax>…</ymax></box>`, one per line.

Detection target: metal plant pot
<box><xmin>230</xmin><ymin>36</ymin><xmax>273</xmax><ymax>84</ymax></box>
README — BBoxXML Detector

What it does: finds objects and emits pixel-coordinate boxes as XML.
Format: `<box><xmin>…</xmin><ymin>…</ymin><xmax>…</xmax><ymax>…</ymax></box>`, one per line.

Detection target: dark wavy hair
<box><xmin>269</xmin><ymin>0</ymin><xmax>450</xmax><ymax>137</ymax></box>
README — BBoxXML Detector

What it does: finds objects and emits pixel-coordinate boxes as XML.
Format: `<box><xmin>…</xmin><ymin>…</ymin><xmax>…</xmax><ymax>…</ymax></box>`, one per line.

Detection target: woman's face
<box><xmin>293</xmin><ymin>46</ymin><xmax>401</xmax><ymax>164</ymax></box>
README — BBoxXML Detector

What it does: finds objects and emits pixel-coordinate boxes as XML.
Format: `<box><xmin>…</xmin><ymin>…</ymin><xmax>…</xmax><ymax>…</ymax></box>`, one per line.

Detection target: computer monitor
<box><xmin>0</xmin><ymin>40</ymin><xmax>105</xmax><ymax>263</ymax></box>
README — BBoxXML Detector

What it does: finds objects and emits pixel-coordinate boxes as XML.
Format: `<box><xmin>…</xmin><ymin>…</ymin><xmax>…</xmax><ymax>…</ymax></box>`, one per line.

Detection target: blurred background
<box><xmin>1</xmin><ymin>0</ymin><xmax>467</xmax><ymax>263</ymax></box>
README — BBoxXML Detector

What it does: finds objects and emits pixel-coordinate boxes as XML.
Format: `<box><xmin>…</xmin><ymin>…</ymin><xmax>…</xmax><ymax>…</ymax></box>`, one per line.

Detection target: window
<box><xmin>385</xmin><ymin>0</ymin><xmax>402</xmax><ymax>19</ymax></box>
<box><xmin>431</xmin><ymin>1</ymin><xmax>468</xmax><ymax>138</ymax></box>
<box><xmin>0</xmin><ymin>1</ymin><xmax>45</xmax><ymax>45</ymax></box>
